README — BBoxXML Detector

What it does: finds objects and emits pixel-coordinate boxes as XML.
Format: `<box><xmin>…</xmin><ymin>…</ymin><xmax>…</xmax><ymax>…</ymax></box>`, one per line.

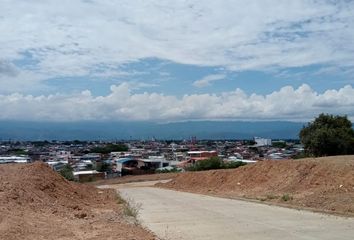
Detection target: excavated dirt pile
<box><xmin>0</xmin><ymin>162</ymin><xmax>155</xmax><ymax>240</ymax></box>
<box><xmin>160</xmin><ymin>156</ymin><xmax>354</xmax><ymax>216</ymax></box>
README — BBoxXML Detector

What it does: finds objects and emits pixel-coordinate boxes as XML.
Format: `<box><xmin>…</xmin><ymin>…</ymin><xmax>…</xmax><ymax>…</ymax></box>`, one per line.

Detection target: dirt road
<box><xmin>112</xmin><ymin>181</ymin><xmax>354</xmax><ymax>240</ymax></box>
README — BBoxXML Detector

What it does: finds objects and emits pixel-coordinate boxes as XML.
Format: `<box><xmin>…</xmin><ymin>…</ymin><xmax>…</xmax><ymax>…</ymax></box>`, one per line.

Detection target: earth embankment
<box><xmin>0</xmin><ymin>162</ymin><xmax>155</xmax><ymax>240</ymax></box>
<box><xmin>159</xmin><ymin>156</ymin><xmax>354</xmax><ymax>216</ymax></box>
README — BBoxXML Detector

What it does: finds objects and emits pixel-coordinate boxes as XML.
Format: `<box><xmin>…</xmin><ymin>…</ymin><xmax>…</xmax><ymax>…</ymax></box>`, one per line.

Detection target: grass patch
<box><xmin>258</xmin><ymin>194</ymin><xmax>279</xmax><ymax>202</ymax></box>
<box><xmin>281</xmin><ymin>194</ymin><xmax>293</xmax><ymax>202</ymax></box>
<box><xmin>266</xmin><ymin>194</ymin><xmax>279</xmax><ymax>200</ymax></box>
<box><xmin>116</xmin><ymin>194</ymin><xmax>141</xmax><ymax>219</ymax></box>
<box><xmin>123</xmin><ymin>200</ymin><xmax>141</xmax><ymax>218</ymax></box>
<box><xmin>116</xmin><ymin>194</ymin><xmax>127</xmax><ymax>205</ymax></box>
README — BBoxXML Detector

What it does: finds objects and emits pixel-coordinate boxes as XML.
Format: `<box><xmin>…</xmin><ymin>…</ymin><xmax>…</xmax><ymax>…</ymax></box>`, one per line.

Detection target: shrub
<box><xmin>281</xmin><ymin>194</ymin><xmax>293</xmax><ymax>202</ymax></box>
<box><xmin>59</xmin><ymin>164</ymin><xmax>75</xmax><ymax>181</ymax></box>
<box><xmin>155</xmin><ymin>167</ymin><xmax>182</xmax><ymax>173</ymax></box>
<box><xmin>186</xmin><ymin>157</ymin><xmax>246</xmax><ymax>171</ymax></box>
<box><xmin>186</xmin><ymin>157</ymin><xmax>222</xmax><ymax>171</ymax></box>
<box><xmin>222</xmin><ymin>161</ymin><xmax>246</xmax><ymax>169</ymax></box>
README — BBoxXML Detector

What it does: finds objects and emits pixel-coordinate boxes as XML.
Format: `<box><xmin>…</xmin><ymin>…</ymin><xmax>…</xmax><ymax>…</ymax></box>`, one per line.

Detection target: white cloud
<box><xmin>193</xmin><ymin>74</ymin><xmax>226</xmax><ymax>88</ymax></box>
<box><xmin>0</xmin><ymin>0</ymin><xmax>353</xmax><ymax>91</ymax></box>
<box><xmin>0</xmin><ymin>83</ymin><xmax>353</xmax><ymax>122</ymax></box>
<box><xmin>0</xmin><ymin>61</ymin><xmax>18</xmax><ymax>77</ymax></box>
<box><xmin>0</xmin><ymin>0</ymin><xmax>353</xmax><ymax>122</ymax></box>
<box><xmin>0</xmin><ymin>60</ymin><xmax>48</xmax><ymax>93</ymax></box>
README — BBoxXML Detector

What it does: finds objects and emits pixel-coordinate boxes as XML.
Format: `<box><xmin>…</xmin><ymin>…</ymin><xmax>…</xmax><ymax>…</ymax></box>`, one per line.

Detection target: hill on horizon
<box><xmin>0</xmin><ymin>121</ymin><xmax>305</xmax><ymax>141</ymax></box>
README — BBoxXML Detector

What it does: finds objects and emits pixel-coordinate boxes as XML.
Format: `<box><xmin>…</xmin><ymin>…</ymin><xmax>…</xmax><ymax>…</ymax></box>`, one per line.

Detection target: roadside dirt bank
<box><xmin>158</xmin><ymin>156</ymin><xmax>354</xmax><ymax>216</ymax></box>
<box><xmin>0</xmin><ymin>162</ymin><xmax>156</xmax><ymax>240</ymax></box>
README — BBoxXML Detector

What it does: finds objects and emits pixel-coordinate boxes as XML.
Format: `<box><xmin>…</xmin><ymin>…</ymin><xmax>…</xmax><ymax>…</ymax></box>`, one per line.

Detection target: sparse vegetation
<box><xmin>124</xmin><ymin>200</ymin><xmax>141</xmax><ymax>219</ymax></box>
<box><xmin>116</xmin><ymin>194</ymin><xmax>127</xmax><ymax>204</ymax></box>
<box><xmin>116</xmin><ymin>194</ymin><xmax>141</xmax><ymax>219</ymax></box>
<box><xmin>281</xmin><ymin>194</ymin><xmax>293</xmax><ymax>202</ymax></box>
<box><xmin>258</xmin><ymin>194</ymin><xmax>279</xmax><ymax>201</ymax></box>
<box><xmin>266</xmin><ymin>194</ymin><xmax>279</xmax><ymax>200</ymax></box>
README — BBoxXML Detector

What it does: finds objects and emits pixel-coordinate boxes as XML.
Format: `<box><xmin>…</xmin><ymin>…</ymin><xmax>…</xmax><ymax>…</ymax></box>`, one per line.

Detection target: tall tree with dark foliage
<box><xmin>300</xmin><ymin>114</ymin><xmax>354</xmax><ymax>157</ymax></box>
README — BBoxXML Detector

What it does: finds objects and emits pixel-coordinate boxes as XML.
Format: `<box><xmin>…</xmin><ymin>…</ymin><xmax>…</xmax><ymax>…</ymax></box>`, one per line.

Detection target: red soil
<box><xmin>159</xmin><ymin>156</ymin><xmax>354</xmax><ymax>216</ymax></box>
<box><xmin>0</xmin><ymin>162</ymin><xmax>156</xmax><ymax>240</ymax></box>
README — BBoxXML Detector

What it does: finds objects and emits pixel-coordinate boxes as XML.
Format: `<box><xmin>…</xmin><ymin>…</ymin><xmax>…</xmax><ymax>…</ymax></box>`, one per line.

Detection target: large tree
<box><xmin>300</xmin><ymin>114</ymin><xmax>354</xmax><ymax>157</ymax></box>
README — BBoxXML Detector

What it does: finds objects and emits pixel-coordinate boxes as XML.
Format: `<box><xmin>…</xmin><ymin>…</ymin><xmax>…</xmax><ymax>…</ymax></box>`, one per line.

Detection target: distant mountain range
<box><xmin>0</xmin><ymin>121</ymin><xmax>306</xmax><ymax>140</ymax></box>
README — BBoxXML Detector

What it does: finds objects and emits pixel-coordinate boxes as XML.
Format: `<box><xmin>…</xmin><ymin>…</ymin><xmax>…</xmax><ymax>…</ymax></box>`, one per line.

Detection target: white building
<box><xmin>0</xmin><ymin>156</ymin><xmax>29</xmax><ymax>164</ymax></box>
<box><xmin>254</xmin><ymin>137</ymin><xmax>272</xmax><ymax>146</ymax></box>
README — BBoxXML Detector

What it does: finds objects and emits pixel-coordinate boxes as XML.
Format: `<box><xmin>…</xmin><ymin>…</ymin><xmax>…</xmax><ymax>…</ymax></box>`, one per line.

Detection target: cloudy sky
<box><xmin>0</xmin><ymin>0</ymin><xmax>354</xmax><ymax>122</ymax></box>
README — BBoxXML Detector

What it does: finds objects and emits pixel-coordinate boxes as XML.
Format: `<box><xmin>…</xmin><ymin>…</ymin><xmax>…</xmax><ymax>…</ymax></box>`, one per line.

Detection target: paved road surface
<box><xmin>109</xmin><ymin>182</ymin><xmax>354</xmax><ymax>240</ymax></box>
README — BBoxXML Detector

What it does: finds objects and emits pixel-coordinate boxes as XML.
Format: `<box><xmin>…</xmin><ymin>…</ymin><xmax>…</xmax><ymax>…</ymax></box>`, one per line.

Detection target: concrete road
<box><xmin>112</xmin><ymin>182</ymin><xmax>354</xmax><ymax>240</ymax></box>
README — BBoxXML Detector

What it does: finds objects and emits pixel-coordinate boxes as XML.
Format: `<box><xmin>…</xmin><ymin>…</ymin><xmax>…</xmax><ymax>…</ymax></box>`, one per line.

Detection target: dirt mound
<box><xmin>160</xmin><ymin>156</ymin><xmax>354</xmax><ymax>216</ymax></box>
<box><xmin>0</xmin><ymin>162</ymin><xmax>114</xmax><ymax>215</ymax></box>
<box><xmin>0</xmin><ymin>162</ymin><xmax>155</xmax><ymax>240</ymax></box>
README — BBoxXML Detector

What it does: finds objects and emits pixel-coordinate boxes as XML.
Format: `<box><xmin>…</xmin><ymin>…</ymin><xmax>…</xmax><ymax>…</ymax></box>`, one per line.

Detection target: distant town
<box><xmin>0</xmin><ymin>137</ymin><xmax>304</xmax><ymax>182</ymax></box>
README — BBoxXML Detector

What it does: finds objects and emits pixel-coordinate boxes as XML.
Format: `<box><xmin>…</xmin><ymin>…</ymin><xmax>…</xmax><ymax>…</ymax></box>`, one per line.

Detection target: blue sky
<box><xmin>0</xmin><ymin>0</ymin><xmax>354</xmax><ymax>122</ymax></box>
<box><xmin>44</xmin><ymin>59</ymin><xmax>353</xmax><ymax>97</ymax></box>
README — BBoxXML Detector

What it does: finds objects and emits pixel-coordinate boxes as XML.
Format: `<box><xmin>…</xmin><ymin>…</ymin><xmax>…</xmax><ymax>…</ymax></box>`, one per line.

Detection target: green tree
<box><xmin>187</xmin><ymin>157</ymin><xmax>246</xmax><ymax>171</ymax></box>
<box><xmin>299</xmin><ymin>114</ymin><xmax>354</xmax><ymax>157</ymax></box>
<box><xmin>272</xmin><ymin>141</ymin><xmax>287</xmax><ymax>148</ymax></box>
<box><xmin>96</xmin><ymin>162</ymin><xmax>111</xmax><ymax>172</ymax></box>
<box><xmin>90</xmin><ymin>144</ymin><xmax>128</xmax><ymax>154</ymax></box>
<box><xmin>59</xmin><ymin>164</ymin><xmax>75</xmax><ymax>181</ymax></box>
